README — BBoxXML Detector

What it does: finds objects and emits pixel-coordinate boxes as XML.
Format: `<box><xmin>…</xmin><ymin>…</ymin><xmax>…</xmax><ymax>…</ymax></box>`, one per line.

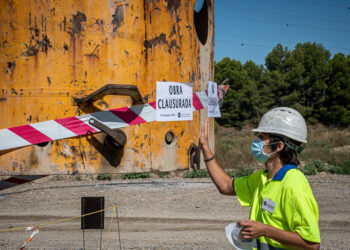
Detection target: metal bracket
<box><xmin>74</xmin><ymin>84</ymin><xmax>147</xmax><ymax>106</ymax></box>
<box><xmin>89</xmin><ymin>118</ymin><xmax>127</xmax><ymax>149</ymax></box>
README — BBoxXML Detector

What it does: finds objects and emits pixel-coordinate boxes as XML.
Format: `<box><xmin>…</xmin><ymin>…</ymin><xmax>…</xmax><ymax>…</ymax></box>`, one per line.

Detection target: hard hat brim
<box><xmin>251</xmin><ymin>128</ymin><xmax>307</xmax><ymax>143</ymax></box>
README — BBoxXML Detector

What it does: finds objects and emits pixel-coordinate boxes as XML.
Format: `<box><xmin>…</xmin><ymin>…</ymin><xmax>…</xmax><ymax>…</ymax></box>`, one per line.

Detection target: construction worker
<box><xmin>199</xmin><ymin>107</ymin><xmax>321</xmax><ymax>250</ymax></box>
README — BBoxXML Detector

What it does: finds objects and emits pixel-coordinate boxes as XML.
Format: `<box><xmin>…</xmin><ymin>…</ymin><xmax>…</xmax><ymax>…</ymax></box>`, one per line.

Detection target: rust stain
<box><xmin>59</xmin><ymin>16</ymin><xmax>67</xmax><ymax>31</ymax></box>
<box><xmin>29</xmin><ymin>148</ymin><xmax>39</xmax><ymax>169</ymax></box>
<box><xmin>68</xmin><ymin>11</ymin><xmax>86</xmax><ymax>37</ymax></box>
<box><xmin>25</xmin><ymin>12</ymin><xmax>52</xmax><ymax>56</ymax></box>
<box><xmin>6</xmin><ymin>61</ymin><xmax>16</xmax><ymax>75</ymax></box>
<box><xmin>143</xmin><ymin>33</ymin><xmax>178</xmax><ymax>54</ymax></box>
<box><xmin>12</xmin><ymin>161</ymin><xmax>18</xmax><ymax>171</ymax></box>
<box><xmin>26</xmin><ymin>115</ymin><xmax>32</xmax><ymax>122</ymax></box>
<box><xmin>112</xmin><ymin>5</ymin><xmax>124</xmax><ymax>32</ymax></box>
<box><xmin>29</xmin><ymin>12</ymin><xmax>40</xmax><ymax>38</ymax></box>
<box><xmin>84</xmin><ymin>44</ymin><xmax>100</xmax><ymax>60</ymax></box>
<box><xmin>144</xmin><ymin>33</ymin><xmax>168</xmax><ymax>49</ymax></box>
<box><xmin>169</xmin><ymin>24</ymin><xmax>176</xmax><ymax>38</ymax></box>
<box><xmin>37</xmin><ymin>35</ymin><xmax>51</xmax><ymax>53</ymax></box>
<box><xmin>168</xmin><ymin>39</ymin><xmax>179</xmax><ymax>53</ymax></box>
<box><xmin>22</xmin><ymin>44</ymin><xmax>39</xmax><ymax>56</ymax></box>
<box><xmin>11</xmin><ymin>88</ymin><xmax>18</xmax><ymax>95</ymax></box>
<box><xmin>166</xmin><ymin>0</ymin><xmax>180</xmax><ymax>13</ymax></box>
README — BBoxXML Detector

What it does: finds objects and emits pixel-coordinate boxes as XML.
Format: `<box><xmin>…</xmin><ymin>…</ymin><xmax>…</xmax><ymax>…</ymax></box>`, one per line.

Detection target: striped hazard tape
<box><xmin>0</xmin><ymin>86</ymin><xmax>229</xmax><ymax>152</ymax></box>
<box><xmin>0</xmin><ymin>205</ymin><xmax>119</xmax><ymax>249</ymax></box>
<box><xmin>20</xmin><ymin>225</ymin><xmax>40</xmax><ymax>250</ymax></box>
<box><xmin>0</xmin><ymin>175</ymin><xmax>48</xmax><ymax>190</ymax></box>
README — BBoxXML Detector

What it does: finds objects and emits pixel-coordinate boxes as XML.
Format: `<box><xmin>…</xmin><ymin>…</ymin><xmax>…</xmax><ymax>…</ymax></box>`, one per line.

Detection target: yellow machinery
<box><xmin>0</xmin><ymin>0</ymin><xmax>215</xmax><ymax>175</ymax></box>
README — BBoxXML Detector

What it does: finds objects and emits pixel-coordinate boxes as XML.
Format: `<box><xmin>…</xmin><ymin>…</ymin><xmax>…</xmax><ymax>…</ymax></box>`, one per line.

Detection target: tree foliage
<box><xmin>215</xmin><ymin>42</ymin><xmax>350</xmax><ymax>128</ymax></box>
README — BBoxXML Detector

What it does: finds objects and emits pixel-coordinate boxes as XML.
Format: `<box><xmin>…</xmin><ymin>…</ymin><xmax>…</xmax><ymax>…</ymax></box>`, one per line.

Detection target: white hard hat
<box><xmin>225</xmin><ymin>222</ymin><xmax>256</xmax><ymax>250</ymax></box>
<box><xmin>251</xmin><ymin>107</ymin><xmax>307</xmax><ymax>143</ymax></box>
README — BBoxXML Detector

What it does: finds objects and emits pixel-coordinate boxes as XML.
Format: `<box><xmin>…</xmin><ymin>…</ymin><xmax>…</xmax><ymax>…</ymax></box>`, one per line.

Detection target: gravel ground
<box><xmin>0</xmin><ymin>173</ymin><xmax>349</xmax><ymax>249</ymax></box>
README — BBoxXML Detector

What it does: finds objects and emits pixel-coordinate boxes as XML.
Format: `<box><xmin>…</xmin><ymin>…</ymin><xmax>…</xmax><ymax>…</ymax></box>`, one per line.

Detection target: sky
<box><xmin>210</xmin><ymin>0</ymin><xmax>350</xmax><ymax>65</ymax></box>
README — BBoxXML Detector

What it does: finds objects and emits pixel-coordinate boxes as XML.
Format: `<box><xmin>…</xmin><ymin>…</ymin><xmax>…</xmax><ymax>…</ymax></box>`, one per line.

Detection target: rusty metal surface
<box><xmin>0</xmin><ymin>0</ymin><xmax>215</xmax><ymax>174</ymax></box>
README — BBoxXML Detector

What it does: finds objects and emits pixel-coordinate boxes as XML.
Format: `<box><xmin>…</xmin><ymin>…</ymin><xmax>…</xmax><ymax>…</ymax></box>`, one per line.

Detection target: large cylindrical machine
<box><xmin>0</xmin><ymin>0</ymin><xmax>215</xmax><ymax>175</ymax></box>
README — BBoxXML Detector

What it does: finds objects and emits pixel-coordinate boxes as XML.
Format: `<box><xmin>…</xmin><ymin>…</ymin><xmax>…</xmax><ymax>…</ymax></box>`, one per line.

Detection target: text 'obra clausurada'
<box><xmin>157</xmin><ymin>85</ymin><xmax>192</xmax><ymax>109</ymax></box>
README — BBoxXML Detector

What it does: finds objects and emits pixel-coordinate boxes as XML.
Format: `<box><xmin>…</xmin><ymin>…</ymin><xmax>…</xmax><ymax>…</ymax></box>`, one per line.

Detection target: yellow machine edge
<box><xmin>0</xmin><ymin>0</ymin><xmax>215</xmax><ymax>175</ymax></box>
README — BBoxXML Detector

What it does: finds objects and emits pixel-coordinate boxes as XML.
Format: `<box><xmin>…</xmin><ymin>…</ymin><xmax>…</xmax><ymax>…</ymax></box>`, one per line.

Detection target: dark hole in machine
<box><xmin>189</xmin><ymin>143</ymin><xmax>199</xmax><ymax>170</ymax></box>
<box><xmin>165</xmin><ymin>131</ymin><xmax>175</xmax><ymax>145</ymax></box>
<box><xmin>194</xmin><ymin>0</ymin><xmax>208</xmax><ymax>45</ymax></box>
<box><xmin>36</xmin><ymin>141</ymin><xmax>49</xmax><ymax>147</ymax></box>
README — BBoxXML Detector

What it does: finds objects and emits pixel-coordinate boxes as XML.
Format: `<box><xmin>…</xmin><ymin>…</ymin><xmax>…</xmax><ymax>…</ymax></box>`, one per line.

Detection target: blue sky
<box><xmin>212</xmin><ymin>0</ymin><xmax>350</xmax><ymax>65</ymax></box>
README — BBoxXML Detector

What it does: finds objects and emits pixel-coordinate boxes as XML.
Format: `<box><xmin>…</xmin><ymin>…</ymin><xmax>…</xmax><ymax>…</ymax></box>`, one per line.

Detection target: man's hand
<box><xmin>198</xmin><ymin>118</ymin><xmax>236</xmax><ymax>196</ymax></box>
<box><xmin>238</xmin><ymin>218</ymin><xmax>267</xmax><ymax>239</ymax></box>
<box><xmin>239</xmin><ymin>219</ymin><xmax>320</xmax><ymax>250</ymax></box>
<box><xmin>199</xmin><ymin>118</ymin><xmax>209</xmax><ymax>149</ymax></box>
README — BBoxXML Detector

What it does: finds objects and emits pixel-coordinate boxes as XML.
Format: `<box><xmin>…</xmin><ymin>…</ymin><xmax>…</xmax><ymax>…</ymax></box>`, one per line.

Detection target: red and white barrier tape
<box><xmin>0</xmin><ymin>86</ymin><xmax>229</xmax><ymax>151</ymax></box>
<box><xmin>20</xmin><ymin>225</ymin><xmax>40</xmax><ymax>250</ymax></box>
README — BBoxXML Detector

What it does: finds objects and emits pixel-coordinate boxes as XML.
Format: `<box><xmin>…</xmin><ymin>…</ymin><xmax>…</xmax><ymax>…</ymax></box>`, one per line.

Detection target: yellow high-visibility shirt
<box><xmin>234</xmin><ymin>164</ymin><xmax>321</xmax><ymax>249</ymax></box>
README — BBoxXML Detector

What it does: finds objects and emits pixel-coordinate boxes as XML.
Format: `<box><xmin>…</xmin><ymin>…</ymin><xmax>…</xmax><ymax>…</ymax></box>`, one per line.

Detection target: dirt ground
<box><xmin>0</xmin><ymin>173</ymin><xmax>349</xmax><ymax>250</ymax></box>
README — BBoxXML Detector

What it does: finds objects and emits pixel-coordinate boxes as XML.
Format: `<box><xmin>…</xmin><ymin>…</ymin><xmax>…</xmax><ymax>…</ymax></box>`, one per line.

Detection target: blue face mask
<box><xmin>251</xmin><ymin>137</ymin><xmax>277</xmax><ymax>163</ymax></box>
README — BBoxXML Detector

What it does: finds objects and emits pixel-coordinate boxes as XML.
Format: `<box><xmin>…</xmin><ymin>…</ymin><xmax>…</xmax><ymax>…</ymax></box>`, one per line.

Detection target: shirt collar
<box><xmin>264</xmin><ymin>164</ymin><xmax>297</xmax><ymax>181</ymax></box>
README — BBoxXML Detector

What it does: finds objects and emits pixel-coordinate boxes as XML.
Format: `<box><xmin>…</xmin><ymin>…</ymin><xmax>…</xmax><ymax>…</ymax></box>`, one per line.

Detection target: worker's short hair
<box><xmin>268</xmin><ymin>134</ymin><xmax>301</xmax><ymax>166</ymax></box>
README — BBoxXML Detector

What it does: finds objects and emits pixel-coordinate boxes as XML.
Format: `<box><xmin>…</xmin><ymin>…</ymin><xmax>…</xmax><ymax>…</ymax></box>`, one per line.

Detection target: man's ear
<box><xmin>277</xmin><ymin>141</ymin><xmax>285</xmax><ymax>152</ymax></box>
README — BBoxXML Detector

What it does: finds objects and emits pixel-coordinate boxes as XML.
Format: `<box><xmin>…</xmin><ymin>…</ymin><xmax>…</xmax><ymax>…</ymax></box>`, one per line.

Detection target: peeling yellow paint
<box><xmin>0</xmin><ymin>0</ymin><xmax>214</xmax><ymax>174</ymax></box>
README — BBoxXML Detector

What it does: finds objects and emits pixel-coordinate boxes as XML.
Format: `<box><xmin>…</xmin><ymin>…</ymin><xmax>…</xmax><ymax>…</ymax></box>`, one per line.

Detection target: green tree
<box><xmin>265</xmin><ymin>43</ymin><xmax>291</xmax><ymax>72</ymax></box>
<box><xmin>243</xmin><ymin>60</ymin><xmax>265</xmax><ymax>82</ymax></box>
<box><xmin>290</xmin><ymin>42</ymin><xmax>330</xmax><ymax>124</ymax></box>
<box><xmin>215</xmin><ymin>58</ymin><xmax>259</xmax><ymax>128</ymax></box>
<box><xmin>264</xmin><ymin>42</ymin><xmax>330</xmax><ymax>124</ymax></box>
<box><xmin>214</xmin><ymin>43</ymin><xmax>349</xmax><ymax>128</ymax></box>
<box><xmin>324</xmin><ymin>53</ymin><xmax>350</xmax><ymax>126</ymax></box>
<box><xmin>263</xmin><ymin>44</ymin><xmax>298</xmax><ymax>113</ymax></box>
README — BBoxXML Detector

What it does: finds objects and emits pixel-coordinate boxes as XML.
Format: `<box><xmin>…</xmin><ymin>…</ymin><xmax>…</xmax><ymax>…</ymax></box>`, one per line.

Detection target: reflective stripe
<box><xmin>253</xmin><ymin>239</ymin><xmax>286</xmax><ymax>250</ymax></box>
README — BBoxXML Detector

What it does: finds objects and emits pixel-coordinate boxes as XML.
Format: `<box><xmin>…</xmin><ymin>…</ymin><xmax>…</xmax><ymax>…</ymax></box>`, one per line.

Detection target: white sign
<box><xmin>208</xmin><ymin>81</ymin><xmax>221</xmax><ymax>117</ymax></box>
<box><xmin>156</xmin><ymin>82</ymin><xmax>194</xmax><ymax>121</ymax></box>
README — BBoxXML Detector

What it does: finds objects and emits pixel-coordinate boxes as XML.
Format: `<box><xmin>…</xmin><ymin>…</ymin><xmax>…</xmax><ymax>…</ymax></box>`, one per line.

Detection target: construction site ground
<box><xmin>0</xmin><ymin>173</ymin><xmax>349</xmax><ymax>250</ymax></box>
